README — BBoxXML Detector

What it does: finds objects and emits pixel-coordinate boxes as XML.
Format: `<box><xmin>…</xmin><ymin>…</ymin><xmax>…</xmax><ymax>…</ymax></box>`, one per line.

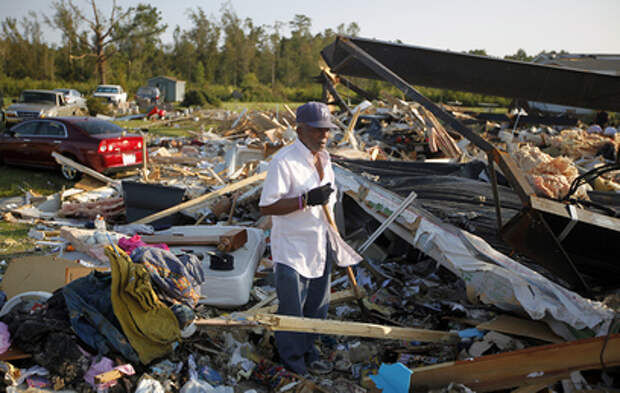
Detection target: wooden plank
<box><xmin>409</xmin><ymin>334</ymin><xmax>620</xmax><ymax>392</ymax></box>
<box><xmin>52</xmin><ymin>152</ymin><xmax>118</xmax><ymax>186</ymax></box>
<box><xmin>254</xmin><ymin>314</ymin><xmax>458</xmax><ymax>343</ymax></box>
<box><xmin>131</xmin><ymin>171</ymin><xmax>266</xmax><ymax>225</ymax></box>
<box><xmin>140</xmin><ymin>228</ymin><xmax>247</xmax><ymax>252</ymax></box>
<box><xmin>476</xmin><ymin>315</ymin><xmax>564</xmax><ymax>344</ymax></box>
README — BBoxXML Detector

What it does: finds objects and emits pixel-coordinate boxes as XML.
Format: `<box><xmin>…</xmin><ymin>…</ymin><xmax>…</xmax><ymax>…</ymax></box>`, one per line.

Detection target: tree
<box><xmin>504</xmin><ymin>48</ymin><xmax>532</xmax><ymax>62</ymax></box>
<box><xmin>185</xmin><ymin>7</ymin><xmax>220</xmax><ymax>83</ymax></box>
<box><xmin>47</xmin><ymin>0</ymin><xmax>166</xmax><ymax>84</ymax></box>
<box><xmin>467</xmin><ymin>49</ymin><xmax>489</xmax><ymax>57</ymax></box>
<box><xmin>114</xmin><ymin>4</ymin><xmax>167</xmax><ymax>85</ymax></box>
<box><xmin>1</xmin><ymin>13</ymin><xmax>54</xmax><ymax>80</ymax></box>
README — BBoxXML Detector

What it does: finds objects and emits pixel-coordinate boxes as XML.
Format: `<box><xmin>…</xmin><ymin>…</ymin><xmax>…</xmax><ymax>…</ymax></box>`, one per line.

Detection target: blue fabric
<box><xmin>130</xmin><ymin>247</ymin><xmax>206</xmax><ymax>307</ymax></box>
<box><xmin>274</xmin><ymin>241</ymin><xmax>333</xmax><ymax>375</ymax></box>
<box><xmin>369</xmin><ymin>363</ymin><xmax>412</xmax><ymax>393</ymax></box>
<box><xmin>62</xmin><ymin>271</ymin><xmax>139</xmax><ymax>363</ymax></box>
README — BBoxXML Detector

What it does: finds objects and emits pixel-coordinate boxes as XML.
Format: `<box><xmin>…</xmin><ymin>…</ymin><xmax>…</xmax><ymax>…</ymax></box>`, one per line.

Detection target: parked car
<box><xmin>93</xmin><ymin>84</ymin><xmax>127</xmax><ymax>104</ymax></box>
<box><xmin>0</xmin><ymin>117</ymin><xmax>145</xmax><ymax>180</ymax></box>
<box><xmin>53</xmin><ymin>88</ymin><xmax>87</xmax><ymax>108</ymax></box>
<box><xmin>4</xmin><ymin>90</ymin><xmax>85</xmax><ymax>125</ymax></box>
<box><xmin>135</xmin><ymin>86</ymin><xmax>162</xmax><ymax>107</ymax></box>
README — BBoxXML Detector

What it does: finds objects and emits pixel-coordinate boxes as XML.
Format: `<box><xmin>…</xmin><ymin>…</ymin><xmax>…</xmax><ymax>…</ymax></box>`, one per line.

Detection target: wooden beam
<box><xmin>254</xmin><ymin>314</ymin><xmax>458</xmax><ymax>343</ymax></box>
<box><xmin>409</xmin><ymin>334</ymin><xmax>620</xmax><ymax>392</ymax></box>
<box><xmin>52</xmin><ymin>152</ymin><xmax>118</xmax><ymax>186</ymax></box>
<box><xmin>131</xmin><ymin>171</ymin><xmax>266</xmax><ymax>225</ymax></box>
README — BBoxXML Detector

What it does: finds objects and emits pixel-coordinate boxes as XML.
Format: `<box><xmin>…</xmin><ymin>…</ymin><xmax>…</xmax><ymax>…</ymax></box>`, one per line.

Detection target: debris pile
<box><xmin>0</xmin><ymin>93</ymin><xmax>619</xmax><ymax>393</ymax></box>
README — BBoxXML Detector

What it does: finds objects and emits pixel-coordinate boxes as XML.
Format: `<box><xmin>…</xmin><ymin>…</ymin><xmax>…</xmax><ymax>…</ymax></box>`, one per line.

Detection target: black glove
<box><xmin>305</xmin><ymin>183</ymin><xmax>334</xmax><ymax>206</ymax></box>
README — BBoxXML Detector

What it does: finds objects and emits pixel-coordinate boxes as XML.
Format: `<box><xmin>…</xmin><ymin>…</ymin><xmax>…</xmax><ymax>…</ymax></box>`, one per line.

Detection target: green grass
<box><xmin>0</xmin><ymin>221</ymin><xmax>35</xmax><ymax>256</ymax></box>
<box><xmin>0</xmin><ymin>164</ymin><xmax>73</xmax><ymax>198</ymax></box>
<box><xmin>222</xmin><ymin>101</ymin><xmax>303</xmax><ymax>112</ymax></box>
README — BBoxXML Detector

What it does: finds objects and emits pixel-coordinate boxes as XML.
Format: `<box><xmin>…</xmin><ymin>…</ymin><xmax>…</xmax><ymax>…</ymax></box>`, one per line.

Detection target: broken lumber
<box><xmin>52</xmin><ymin>152</ymin><xmax>118</xmax><ymax>186</ymax></box>
<box><xmin>131</xmin><ymin>171</ymin><xmax>266</xmax><ymax>225</ymax></box>
<box><xmin>409</xmin><ymin>333</ymin><xmax>620</xmax><ymax>392</ymax></box>
<box><xmin>140</xmin><ymin>228</ymin><xmax>248</xmax><ymax>252</ymax></box>
<box><xmin>195</xmin><ymin>313</ymin><xmax>457</xmax><ymax>343</ymax></box>
<box><xmin>254</xmin><ymin>314</ymin><xmax>458</xmax><ymax>343</ymax></box>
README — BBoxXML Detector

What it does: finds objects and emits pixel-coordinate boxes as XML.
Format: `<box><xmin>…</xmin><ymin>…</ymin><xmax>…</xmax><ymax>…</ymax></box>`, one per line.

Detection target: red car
<box><xmin>0</xmin><ymin>117</ymin><xmax>145</xmax><ymax>180</ymax></box>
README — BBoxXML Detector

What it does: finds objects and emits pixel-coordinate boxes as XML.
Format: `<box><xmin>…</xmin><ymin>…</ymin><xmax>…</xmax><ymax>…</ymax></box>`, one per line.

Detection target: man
<box><xmin>259</xmin><ymin>101</ymin><xmax>361</xmax><ymax>376</ymax></box>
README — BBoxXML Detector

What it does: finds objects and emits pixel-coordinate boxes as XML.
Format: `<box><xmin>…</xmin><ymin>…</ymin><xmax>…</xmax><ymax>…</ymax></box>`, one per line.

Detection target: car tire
<box><xmin>60</xmin><ymin>155</ymin><xmax>82</xmax><ymax>181</ymax></box>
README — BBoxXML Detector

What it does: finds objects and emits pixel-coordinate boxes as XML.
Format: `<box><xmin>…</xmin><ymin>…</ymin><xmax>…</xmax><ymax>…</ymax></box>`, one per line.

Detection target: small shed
<box><xmin>147</xmin><ymin>76</ymin><xmax>186</xmax><ymax>103</ymax></box>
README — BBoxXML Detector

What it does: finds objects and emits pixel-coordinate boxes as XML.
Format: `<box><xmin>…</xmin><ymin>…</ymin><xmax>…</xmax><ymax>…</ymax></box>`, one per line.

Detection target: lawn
<box><xmin>0</xmin><ymin>221</ymin><xmax>36</xmax><ymax>256</ymax></box>
<box><xmin>0</xmin><ymin>164</ymin><xmax>74</xmax><ymax>198</ymax></box>
<box><xmin>221</xmin><ymin>101</ymin><xmax>303</xmax><ymax>112</ymax></box>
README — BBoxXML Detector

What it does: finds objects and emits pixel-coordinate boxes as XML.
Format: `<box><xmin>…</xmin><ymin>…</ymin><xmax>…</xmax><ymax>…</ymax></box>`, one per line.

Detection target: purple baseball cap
<box><xmin>296</xmin><ymin>101</ymin><xmax>338</xmax><ymax>129</ymax></box>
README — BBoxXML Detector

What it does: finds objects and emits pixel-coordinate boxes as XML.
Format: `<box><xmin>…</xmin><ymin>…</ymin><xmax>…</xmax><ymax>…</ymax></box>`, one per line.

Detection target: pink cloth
<box><xmin>118</xmin><ymin>235</ymin><xmax>169</xmax><ymax>255</ymax></box>
<box><xmin>0</xmin><ymin>322</ymin><xmax>10</xmax><ymax>353</ymax></box>
<box><xmin>83</xmin><ymin>356</ymin><xmax>136</xmax><ymax>390</ymax></box>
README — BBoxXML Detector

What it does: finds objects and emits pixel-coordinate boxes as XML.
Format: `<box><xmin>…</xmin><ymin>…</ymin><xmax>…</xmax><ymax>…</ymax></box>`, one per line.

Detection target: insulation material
<box><xmin>550</xmin><ymin>129</ymin><xmax>620</xmax><ymax>159</ymax></box>
<box><xmin>511</xmin><ymin>144</ymin><xmax>590</xmax><ymax>199</ymax></box>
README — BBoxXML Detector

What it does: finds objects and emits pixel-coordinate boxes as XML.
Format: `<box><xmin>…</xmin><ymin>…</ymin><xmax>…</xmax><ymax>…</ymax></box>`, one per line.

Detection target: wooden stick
<box><xmin>226</xmin><ymin>192</ymin><xmax>240</xmax><ymax>225</ymax></box>
<box><xmin>321</xmin><ymin>204</ymin><xmax>363</xmax><ymax>301</ymax></box>
<box><xmin>131</xmin><ymin>171</ymin><xmax>266</xmax><ymax>225</ymax></box>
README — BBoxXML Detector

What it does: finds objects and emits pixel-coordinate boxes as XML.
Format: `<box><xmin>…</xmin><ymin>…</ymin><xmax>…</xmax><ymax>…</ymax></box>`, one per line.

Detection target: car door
<box><xmin>1</xmin><ymin>121</ymin><xmax>41</xmax><ymax>164</ymax></box>
<box><xmin>29</xmin><ymin>120</ymin><xmax>67</xmax><ymax>166</ymax></box>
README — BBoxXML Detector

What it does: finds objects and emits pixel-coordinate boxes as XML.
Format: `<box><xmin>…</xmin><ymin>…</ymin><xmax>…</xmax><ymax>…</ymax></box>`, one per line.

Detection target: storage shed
<box><xmin>147</xmin><ymin>76</ymin><xmax>186</xmax><ymax>103</ymax></box>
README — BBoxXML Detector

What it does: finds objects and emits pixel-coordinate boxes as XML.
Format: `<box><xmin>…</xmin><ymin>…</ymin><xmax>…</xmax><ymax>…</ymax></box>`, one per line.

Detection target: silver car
<box><xmin>54</xmin><ymin>88</ymin><xmax>87</xmax><ymax>108</ymax></box>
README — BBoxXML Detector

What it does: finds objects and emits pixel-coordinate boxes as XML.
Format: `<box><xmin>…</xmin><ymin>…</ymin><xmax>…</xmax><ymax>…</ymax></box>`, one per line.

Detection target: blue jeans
<box><xmin>274</xmin><ymin>242</ymin><xmax>333</xmax><ymax>375</ymax></box>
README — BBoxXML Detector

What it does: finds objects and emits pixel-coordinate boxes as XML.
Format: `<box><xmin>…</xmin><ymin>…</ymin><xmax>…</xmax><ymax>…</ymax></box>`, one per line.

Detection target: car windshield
<box><xmin>20</xmin><ymin>92</ymin><xmax>56</xmax><ymax>103</ymax></box>
<box><xmin>96</xmin><ymin>86</ymin><xmax>120</xmax><ymax>93</ymax></box>
<box><xmin>73</xmin><ymin>119</ymin><xmax>125</xmax><ymax>135</ymax></box>
<box><xmin>54</xmin><ymin>89</ymin><xmax>70</xmax><ymax>95</ymax></box>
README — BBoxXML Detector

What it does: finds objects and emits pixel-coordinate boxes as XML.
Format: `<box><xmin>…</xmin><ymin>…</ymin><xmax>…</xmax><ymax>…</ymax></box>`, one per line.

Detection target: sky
<box><xmin>1</xmin><ymin>0</ymin><xmax>619</xmax><ymax>57</ymax></box>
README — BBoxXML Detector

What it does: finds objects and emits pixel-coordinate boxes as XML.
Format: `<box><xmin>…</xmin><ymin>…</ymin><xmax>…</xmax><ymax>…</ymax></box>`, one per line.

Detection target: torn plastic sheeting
<box><xmin>334</xmin><ymin>165</ymin><xmax>614</xmax><ymax>335</ymax></box>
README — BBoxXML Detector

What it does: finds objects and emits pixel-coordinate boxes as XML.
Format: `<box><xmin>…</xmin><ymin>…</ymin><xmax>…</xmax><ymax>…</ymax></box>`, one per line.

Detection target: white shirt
<box><xmin>587</xmin><ymin>125</ymin><xmax>603</xmax><ymax>134</ymax></box>
<box><xmin>259</xmin><ymin>138</ymin><xmax>361</xmax><ymax>278</ymax></box>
